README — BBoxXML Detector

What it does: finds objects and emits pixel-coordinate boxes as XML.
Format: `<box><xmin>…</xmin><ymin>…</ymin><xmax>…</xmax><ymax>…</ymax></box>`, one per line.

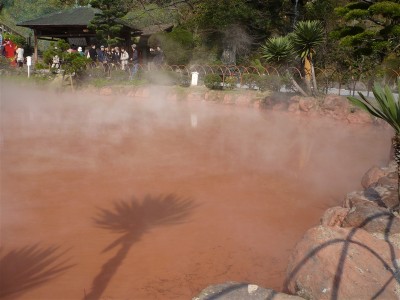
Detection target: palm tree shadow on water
<box><xmin>0</xmin><ymin>244</ymin><xmax>74</xmax><ymax>299</ymax></box>
<box><xmin>84</xmin><ymin>193</ymin><xmax>198</xmax><ymax>300</ymax></box>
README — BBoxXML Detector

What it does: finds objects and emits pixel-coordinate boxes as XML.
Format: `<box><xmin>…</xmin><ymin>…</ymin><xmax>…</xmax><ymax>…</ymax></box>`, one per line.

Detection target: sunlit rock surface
<box><xmin>285</xmin><ymin>225</ymin><xmax>400</xmax><ymax>299</ymax></box>
<box><xmin>194</xmin><ymin>282</ymin><xmax>304</xmax><ymax>300</ymax></box>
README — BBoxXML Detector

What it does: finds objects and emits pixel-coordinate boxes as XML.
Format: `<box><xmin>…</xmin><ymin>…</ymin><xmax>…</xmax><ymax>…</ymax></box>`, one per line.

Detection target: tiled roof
<box><xmin>17</xmin><ymin>6</ymin><xmax>100</xmax><ymax>27</ymax></box>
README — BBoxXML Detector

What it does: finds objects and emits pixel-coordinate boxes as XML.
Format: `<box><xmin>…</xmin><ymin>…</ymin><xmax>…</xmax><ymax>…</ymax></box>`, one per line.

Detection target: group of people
<box><xmin>86</xmin><ymin>44</ymin><xmax>140</xmax><ymax>78</ymax></box>
<box><xmin>84</xmin><ymin>44</ymin><xmax>165</xmax><ymax>77</ymax></box>
<box><xmin>0</xmin><ymin>31</ymin><xmax>25</xmax><ymax>68</ymax></box>
<box><xmin>0</xmin><ymin>31</ymin><xmax>166</xmax><ymax>78</ymax></box>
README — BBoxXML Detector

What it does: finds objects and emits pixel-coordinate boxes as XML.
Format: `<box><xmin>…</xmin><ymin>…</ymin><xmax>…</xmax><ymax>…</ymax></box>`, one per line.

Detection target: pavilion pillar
<box><xmin>33</xmin><ymin>30</ymin><xmax>38</xmax><ymax>64</ymax></box>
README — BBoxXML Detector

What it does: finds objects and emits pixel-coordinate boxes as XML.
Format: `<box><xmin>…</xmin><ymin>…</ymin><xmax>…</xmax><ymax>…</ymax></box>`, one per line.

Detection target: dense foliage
<box><xmin>88</xmin><ymin>0</ymin><xmax>129</xmax><ymax>46</ymax></box>
<box><xmin>0</xmin><ymin>0</ymin><xmax>399</xmax><ymax>89</ymax></box>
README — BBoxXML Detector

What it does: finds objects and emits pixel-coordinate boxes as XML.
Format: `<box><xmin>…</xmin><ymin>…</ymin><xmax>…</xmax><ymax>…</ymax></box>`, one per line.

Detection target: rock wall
<box><xmin>285</xmin><ymin>161</ymin><xmax>400</xmax><ymax>299</ymax></box>
<box><xmin>94</xmin><ymin>86</ymin><xmax>383</xmax><ymax>126</ymax></box>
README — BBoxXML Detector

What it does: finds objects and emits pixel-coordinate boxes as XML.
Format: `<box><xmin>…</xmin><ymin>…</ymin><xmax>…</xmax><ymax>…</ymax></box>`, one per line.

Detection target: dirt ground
<box><xmin>0</xmin><ymin>84</ymin><xmax>393</xmax><ymax>300</ymax></box>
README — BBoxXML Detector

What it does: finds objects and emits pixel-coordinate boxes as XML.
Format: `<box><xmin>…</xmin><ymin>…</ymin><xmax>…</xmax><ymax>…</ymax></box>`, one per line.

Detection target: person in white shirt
<box><xmin>120</xmin><ymin>47</ymin><xmax>129</xmax><ymax>71</ymax></box>
<box><xmin>51</xmin><ymin>47</ymin><xmax>60</xmax><ymax>70</ymax></box>
<box><xmin>15</xmin><ymin>45</ymin><xmax>24</xmax><ymax>68</ymax></box>
<box><xmin>0</xmin><ymin>31</ymin><xmax>3</xmax><ymax>56</ymax></box>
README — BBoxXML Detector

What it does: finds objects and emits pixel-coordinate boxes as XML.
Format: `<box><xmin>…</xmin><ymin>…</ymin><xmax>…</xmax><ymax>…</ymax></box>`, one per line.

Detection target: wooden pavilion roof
<box><xmin>17</xmin><ymin>6</ymin><xmax>140</xmax><ymax>39</ymax></box>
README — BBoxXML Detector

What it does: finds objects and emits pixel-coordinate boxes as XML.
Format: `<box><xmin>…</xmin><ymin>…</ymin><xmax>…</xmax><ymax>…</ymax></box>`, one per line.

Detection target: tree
<box><xmin>261</xmin><ymin>36</ymin><xmax>308</xmax><ymax>96</ymax></box>
<box><xmin>260</xmin><ymin>20</ymin><xmax>324</xmax><ymax>96</ymax></box>
<box><xmin>334</xmin><ymin>0</ymin><xmax>400</xmax><ymax>62</ymax></box>
<box><xmin>348</xmin><ymin>82</ymin><xmax>400</xmax><ymax>208</ymax></box>
<box><xmin>88</xmin><ymin>0</ymin><xmax>129</xmax><ymax>47</ymax></box>
<box><xmin>290</xmin><ymin>20</ymin><xmax>324</xmax><ymax>94</ymax></box>
<box><xmin>123</xmin><ymin>2</ymin><xmax>178</xmax><ymax>28</ymax></box>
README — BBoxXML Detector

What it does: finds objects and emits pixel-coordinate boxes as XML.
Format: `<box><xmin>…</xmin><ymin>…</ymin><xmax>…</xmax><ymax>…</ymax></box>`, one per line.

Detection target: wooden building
<box><xmin>17</xmin><ymin>6</ymin><xmax>140</xmax><ymax>63</ymax></box>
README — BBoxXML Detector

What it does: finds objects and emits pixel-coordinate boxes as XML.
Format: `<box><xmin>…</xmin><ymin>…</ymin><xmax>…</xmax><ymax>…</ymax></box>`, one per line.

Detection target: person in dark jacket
<box><xmin>130</xmin><ymin>44</ymin><xmax>139</xmax><ymax>79</ymax></box>
<box><xmin>99</xmin><ymin>45</ymin><xmax>111</xmax><ymax>76</ymax></box>
<box><xmin>152</xmin><ymin>46</ymin><xmax>164</xmax><ymax>67</ymax></box>
<box><xmin>88</xmin><ymin>44</ymin><xmax>98</xmax><ymax>62</ymax></box>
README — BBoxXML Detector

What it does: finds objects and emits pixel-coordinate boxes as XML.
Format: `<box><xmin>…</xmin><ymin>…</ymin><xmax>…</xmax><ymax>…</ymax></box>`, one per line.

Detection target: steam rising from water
<box><xmin>0</xmin><ymin>80</ymin><xmax>393</xmax><ymax>299</ymax></box>
<box><xmin>1</xmin><ymin>81</ymin><xmax>393</xmax><ymax>220</ymax></box>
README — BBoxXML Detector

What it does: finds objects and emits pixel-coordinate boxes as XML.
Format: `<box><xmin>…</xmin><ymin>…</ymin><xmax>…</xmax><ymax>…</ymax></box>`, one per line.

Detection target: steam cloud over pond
<box><xmin>0</xmin><ymin>82</ymin><xmax>392</xmax><ymax>299</ymax></box>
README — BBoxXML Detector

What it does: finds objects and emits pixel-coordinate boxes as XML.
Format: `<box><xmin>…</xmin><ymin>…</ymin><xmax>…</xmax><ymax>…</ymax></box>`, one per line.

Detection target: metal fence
<box><xmin>76</xmin><ymin>61</ymin><xmax>400</xmax><ymax>95</ymax></box>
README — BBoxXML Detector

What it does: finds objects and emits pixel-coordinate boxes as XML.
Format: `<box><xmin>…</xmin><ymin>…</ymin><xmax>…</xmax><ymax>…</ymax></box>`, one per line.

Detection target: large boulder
<box><xmin>285</xmin><ymin>225</ymin><xmax>400</xmax><ymax>299</ymax></box>
<box><xmin>361</xmin><ymin>161</ymin><xmax>397</xmax><ymax>189</ymax></box>
<box><xmin>361</xmin><ymin>166</ymin><xmax>386</xmax><ymax>189</ymax></box>
<box><xmin>321</xmin><ymin>95</ymin><xmax>350</xmax><ymax>120</ymax></box>
<box><xmin>320</xmin><ymin>206</ymin><xmax>350</xmax><ymax>227</ymax></box>
<box><xmin>288</xmin><ymin>102</ymin><xmax>300</xmax><ymax>113</ymax></box>
<box><xmin>343</xmin><ymin>190</ymin><xmax>382</xmax><ymax>209</ymax></box>
<box><xmin>342</xmin><ymin>203</ymin><xmax>400</xmax><ymax>234</ymax></box>
<box><xmin>366</xmin><ymin>184</ymin><xmax>399</xmax><ymax>211</ymax></box>
<box><xmin>194</xmin><ymin>282</ymin><xmax>304</xmax><ymax>300</ymax></box>
<box><xmin>298</xmin><ymin>97</ymin><xmax>315</xmax><ymax>112</ymax></box>
<box><xmin>346</xmin><ymin>110</ymin><xmax>374</xmax><ymax>124</ymax></box>
<box><xmin>344</xmin><ymin>181</ymin><xmax>399</xmax><ymax>211</ymax></box>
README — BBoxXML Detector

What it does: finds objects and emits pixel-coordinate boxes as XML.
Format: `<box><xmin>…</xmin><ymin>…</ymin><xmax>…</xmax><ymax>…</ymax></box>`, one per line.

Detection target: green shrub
<box><xmin>204</xmin><ymin>73</ymin><xmax>222</xmax><ymax>89</ymax></box>
<box><xmin>43</xmin><ymin>40</ymin><xmax>69</xmax><ymax>65</ymax></box>
<box><xmin>223</xmin><ymin>76</ymin><xmax>238</xmax><ymax>90</ymax></box>
<box><xmin>3</xmin><ymin>33</ymin><xmax>27</xmax><ymax>48</ymax></box>
<box><xmin>62</xmin><ymin>53</ymin><xmax>90</xmax><ymax>76</ymax></box>
<box><xmin>34</xmin><ymin>62</ymin><xmax>47</xmax><ymax>70</ymax></box>
<box><xmin>241</xmin><ymin>73</ymin><xmax>283</xmax><ymax>91</ymax></box>
<box><xmin>42</xmin><ymin>40</ymin><xmax>89</xmax><ymax>76</ymax></box>
<box><xmin>263</xmin><ymin>74</ymin><xmax>282</xmax><ymax>91</ymax></box>
<box><xmin>179</xmin><ymin>75</ymin><xmax>191</xmax><ymax>87</ymax></box>
<box><xmin>242</xmin><ymin>73</ymin><xmax>260</xmax><ymax>89</ymax></box>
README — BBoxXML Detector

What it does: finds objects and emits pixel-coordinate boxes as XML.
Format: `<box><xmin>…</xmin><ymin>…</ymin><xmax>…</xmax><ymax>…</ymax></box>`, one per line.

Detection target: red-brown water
<box><xmin>0</xmin><ymin>83</ymin><xmax>393</xmax><ymax>300</ymax></box>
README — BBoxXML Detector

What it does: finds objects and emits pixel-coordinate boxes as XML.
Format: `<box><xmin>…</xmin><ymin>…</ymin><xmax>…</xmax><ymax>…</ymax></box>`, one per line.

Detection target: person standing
<box><xmin>97</xmin><ymin>45</ymin><xmax>106</xmax><ymax>63</ymax></box>
<box><xmin>15</xmin><ymin>44</ymin><xmax>24</xmax><ymax>68</ymax></box>
<box><xmin>88</xmin><ymin>44</ymin><xmax>97</xmax><ymax>62</ymax></box>
<box><xmin>153</xmin><ymin>46</ymin><xmax>164</xmax><ymax>67</ymax></box>
<box><xmin>130</xmin><ymin>44</ymin><xmax>139</xmax><ymax>79</ymax></box>
<box><xmin>77</xmin><ymin>46</ymin><xmax>84</xmax><ymax>56</ymax></box>
<box><xmin>0</xmin><ymin>31</ymin><xmax>3</xmax><ymax>56</ymax></box>
<box><xmin>112</xmin><ymin>46</ymin><xmax>121</xmax><ymax>67</ymax></box>
<box><xmin>4</xmin><ymin>39</ymin><xmax>16</xmax><ymax>59</ymax></box>
<box><xmin>98</xmin><ymin>45</ymin><xmax>110</xmax><ymax>76</ymax></box>
<box><xmin>120</xmin><ymin>47</ymin><xmax>129</xmax><ymax>71</ymax></box>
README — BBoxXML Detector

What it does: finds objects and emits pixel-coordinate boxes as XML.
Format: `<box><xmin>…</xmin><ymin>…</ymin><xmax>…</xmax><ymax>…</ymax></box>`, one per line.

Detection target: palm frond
<box><xmin>291</xmin><ymin>20</ymin><xmax>324</xmax><ymax>60</ymax></box>
<box><xmin>261</xmin><ymin>36</ymin><xmax>294</xmax><ymax>65</ymax></box>
<box><xmin>348</xmin><ymin>81</ymin><xmax>400</xmax><ymax>133</ymax></box>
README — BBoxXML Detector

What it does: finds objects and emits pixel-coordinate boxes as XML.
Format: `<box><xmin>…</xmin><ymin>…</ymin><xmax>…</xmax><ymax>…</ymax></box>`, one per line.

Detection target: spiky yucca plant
<box><xmin>290</xmin><ymin>20</ymin><xmax>324</xmax><ymax>93</ymax></box>
<box><xmin>348</xmin><ymin>82</ymin><xmax>400</xmax><ymax>204</ymax></box>
<box><xmin>261</xmin><ymin>36</ymin><xmax>294</xmax><ymax>64</ymax></box>
<box><xmin>261</xmin><ymin>36</ymin><xmax>308</xmax><ymax>96</ymax></box>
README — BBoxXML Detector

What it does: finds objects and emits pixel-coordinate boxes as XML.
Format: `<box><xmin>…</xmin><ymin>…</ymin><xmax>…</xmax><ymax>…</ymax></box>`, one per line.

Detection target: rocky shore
<box><xmin>193</xmin><ymin>160</ymin><xmax>400</xmax><ymax>299</ymax></box>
